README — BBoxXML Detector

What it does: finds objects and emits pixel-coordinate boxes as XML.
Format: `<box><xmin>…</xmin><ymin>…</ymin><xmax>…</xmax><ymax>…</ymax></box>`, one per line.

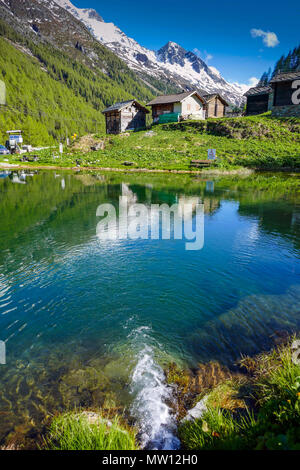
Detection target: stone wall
<box><xmin>271</xmin><ymin>104</ymin><xmax>300</xmax><ymax>117</ymax></box>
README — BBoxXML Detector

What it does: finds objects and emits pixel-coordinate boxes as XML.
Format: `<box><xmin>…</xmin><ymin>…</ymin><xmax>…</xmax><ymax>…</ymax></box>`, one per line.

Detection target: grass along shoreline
<box><xmin>173</xmin><ymin>337</ymin><xmax>300</xmax><ymax>450</ymax></box>
<box><xmin>1</xmin><ymin>114</ymin><xmax>299</xmax><ymax>173</ymax></box>
<box><xmin>0</xmin><ymin>162</ymin><xmax>255</xmax><ymax>175</ymax></box>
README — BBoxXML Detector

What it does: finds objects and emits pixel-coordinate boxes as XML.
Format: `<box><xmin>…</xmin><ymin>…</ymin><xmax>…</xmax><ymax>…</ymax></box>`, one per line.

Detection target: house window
<box><xmin>187</xmin><ymin>103</ymin><xmax>191</xmax><ymax>111</ymax></box>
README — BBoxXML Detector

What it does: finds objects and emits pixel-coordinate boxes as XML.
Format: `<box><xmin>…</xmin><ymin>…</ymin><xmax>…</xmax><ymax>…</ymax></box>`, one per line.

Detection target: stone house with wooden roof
<box><xmin>103</xmin><ymin>100</ymin><xmax>149</xmax><ymax>134</ymax></box>
<box><xmin>147</xmin><ymin>91</ymin><xmax>206</xmax><ymax>123</ymax></box>
<box><xmin>244</xmin><ymin>86</ymin><xmax>273</xmax><ymax>115</ymax></box>
<box><xmin>270</xmin><ymin>71</ymin><xmax>300</xmax><ymax>117</ymax></box>
<box><xmin>202</xmin><ymin>94</ymin><xmax>229</xmax><ymax>118</ymax></box>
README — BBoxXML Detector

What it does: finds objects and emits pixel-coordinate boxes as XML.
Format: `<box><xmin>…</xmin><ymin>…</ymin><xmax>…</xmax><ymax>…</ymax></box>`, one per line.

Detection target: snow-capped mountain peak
<box><xmin>157</xmin><ymin>42</ymin><xmax>187</xmax><ymax>66</ymax></box>
<box><xmin>54</xmin><ymin>0</ymin><xmax>247</xmax><ymax>105</ymax></box>
<box><xmin>54</xmin><ymin>0</ymin><xmax>103</xmax><ymax>22</ymax></box>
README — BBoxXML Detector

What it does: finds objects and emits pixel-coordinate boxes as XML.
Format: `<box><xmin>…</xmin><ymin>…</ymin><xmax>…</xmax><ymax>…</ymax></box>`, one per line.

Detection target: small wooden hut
<box><xmin>270</xmin><ymin>71</ymin><xmax>300</xmax><ymax>117</ymax></box>
<box><xmin>244</xmin><ymin>86</ymin><xmax>272</xmax><ymax>115</ymax></box>
<box><xmin>202</xmin><ymin>94</ymin><xmax>229</xmax><ymax>118</ymax></box>
<box><xmin>103</xmin><ymin>100</ymin><xmax>149</xmax><ymax>134</ymax></box>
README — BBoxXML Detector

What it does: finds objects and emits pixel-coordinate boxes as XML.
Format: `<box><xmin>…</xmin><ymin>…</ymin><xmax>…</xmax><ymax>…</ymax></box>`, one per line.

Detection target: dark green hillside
<box><xmin>0</xmin><ymin>38</ymin><xmax>102</xmax><ymax>145</ymax></box>
<box><xmin>0</xmin><ymin>20</ymin><xmax>154</xmax><ymax>146</ymax></box>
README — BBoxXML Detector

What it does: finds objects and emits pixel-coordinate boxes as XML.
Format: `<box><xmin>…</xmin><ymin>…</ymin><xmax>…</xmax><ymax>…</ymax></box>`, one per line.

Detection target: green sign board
<box><xmin>158</xmin><ymin>113</ymin><xmax>180</xmax><ymax>124</ymax></box>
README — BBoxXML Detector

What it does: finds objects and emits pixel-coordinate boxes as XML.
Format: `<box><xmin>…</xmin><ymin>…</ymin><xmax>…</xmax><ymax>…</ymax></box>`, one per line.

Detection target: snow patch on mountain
<box><xmin>54</xmin><ymin>0</ymin><xmax>248</xmax><ymax>105</ymax></box>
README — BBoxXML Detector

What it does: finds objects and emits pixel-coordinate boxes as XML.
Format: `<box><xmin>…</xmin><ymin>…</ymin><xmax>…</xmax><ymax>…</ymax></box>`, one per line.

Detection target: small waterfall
<box><xmin>129</xmin><ymin>327</ymin><xmax>180</xmax><ymax>450</ymax></box>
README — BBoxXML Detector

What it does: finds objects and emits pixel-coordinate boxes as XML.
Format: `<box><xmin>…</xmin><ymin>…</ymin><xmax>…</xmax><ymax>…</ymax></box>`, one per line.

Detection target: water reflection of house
<box><xmin>11</xmin><ymin>171</ymin><xmax>37</xmax><ymax>184</ymax></box>
<box><xmin>178</xmin><ymin>196</ymin><xmax>201</xmax><ymax>216</ymax></box>
<box><xmin>121</xmin><ymin>183</ymin><xmax>138</xmax><ymax>204</ymax></box>
<box><xmin>12</xmin><ymin>172</ymin><xmax>26</xmax><ymax>184</ymax></box>
<box><xmin>203</xmin><ymin>198</ymin><xmax>220</xmax><ymax>215</ymax></box>
<box><xmin>178</xmin><ymin>195</ymin><xmax>220</xmax><ymax>216</ymax></box>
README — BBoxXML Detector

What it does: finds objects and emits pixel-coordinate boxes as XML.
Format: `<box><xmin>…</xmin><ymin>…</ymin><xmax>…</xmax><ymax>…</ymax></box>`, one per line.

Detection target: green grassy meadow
<box><xmin>1</xmin><ymin>114</ymin><xmax>299</xmax><ymax>172</ymax></box>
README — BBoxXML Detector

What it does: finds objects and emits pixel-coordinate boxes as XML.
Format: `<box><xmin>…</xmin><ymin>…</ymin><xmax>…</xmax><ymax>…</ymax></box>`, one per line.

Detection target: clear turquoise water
<box><xmin>0</xmin><ymin>170</ymin><xmax>299</xmax><ymax>447</ymax></box>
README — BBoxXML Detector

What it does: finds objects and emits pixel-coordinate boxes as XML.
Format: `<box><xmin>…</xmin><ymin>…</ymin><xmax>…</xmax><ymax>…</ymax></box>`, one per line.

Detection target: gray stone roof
<box><xmin>103</xmin><ymin>100</ymin><xmax>149</xmax><ymax>114</ymax></box>
<box><xmin>270</xmin><ymin>71</ymin><xmax>300</xmax><ymax>83</ymax></box>
<box><xmin>202</xmin><ymin>94</ymin><xmax>229</xmax><ymax>106</ymax></box>
<box><xmin>147</xmin><ymin>91</ymin><xmax>204</xmax><ymax>106</ymax></box>
<box><xmin>243</xmin><ymin>86</ymin><xmax>272</xmax><ymax>97</ymax></box>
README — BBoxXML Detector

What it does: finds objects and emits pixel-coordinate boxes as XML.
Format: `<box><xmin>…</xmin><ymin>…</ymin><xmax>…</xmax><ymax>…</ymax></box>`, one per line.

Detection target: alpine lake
<box><xmin>0</xmin><ymin>169</ymin><xmax>299</xmax><ymax>448</ymax></box>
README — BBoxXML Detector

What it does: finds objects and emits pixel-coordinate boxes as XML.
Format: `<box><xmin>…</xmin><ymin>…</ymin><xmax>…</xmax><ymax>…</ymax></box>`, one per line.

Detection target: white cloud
<box><xmin>250</xmin><ymin>28</ymin><xmax>279</xmax><ymax>47</ymax></box>
<box><xmin>193</xmin><ymin>49</ymin><xmax>213</xmax><ymax>62</ymax></box>
<box><xmin>248</xmin><ymin>76</ymin><xmax>259</xmax><ymax>87</ymax></box>
<box><xmin>232</xmin><ymin>77</ymin><xmax>259</xmax><ymax>94</ymax></box>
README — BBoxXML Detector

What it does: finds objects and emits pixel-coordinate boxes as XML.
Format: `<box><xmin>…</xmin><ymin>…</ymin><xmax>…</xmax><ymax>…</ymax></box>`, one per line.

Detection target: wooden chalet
<box><xmin>147</xmin><ymin>91</ymin><xmax>206</xmax><ymax>123</ymax></box>
<box><xmin>103</xmin><ymin>100</ymin><xmax>149</xmax><ymax>134</ymax></box>
<box><xmin>244</xmin><ymin>86</ymin><xmax>272</xmax><ymax>115</ymax></box>
<box><xmin>270</xmin><ymin>71</ymin><xmax>300</xmax><ymax>117</ymax></box>
<box><xmin>202</xmin><ymin>94</ymin><xmax>229</xmax><ymax>118</ymax></box>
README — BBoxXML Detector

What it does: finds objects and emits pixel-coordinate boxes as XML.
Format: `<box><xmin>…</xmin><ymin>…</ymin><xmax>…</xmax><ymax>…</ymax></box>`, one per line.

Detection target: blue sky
<box><xmin>73</xmin><ymin>0</ymin><xmax>299</xmax><ymax>85</ymax></box>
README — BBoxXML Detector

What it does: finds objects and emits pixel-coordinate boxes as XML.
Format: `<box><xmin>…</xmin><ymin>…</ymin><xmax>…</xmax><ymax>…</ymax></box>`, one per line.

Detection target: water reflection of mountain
<box><xmin>0</xmin><ymin>171</ymin><xmax>299</xmax><ymax>264</ymax></box>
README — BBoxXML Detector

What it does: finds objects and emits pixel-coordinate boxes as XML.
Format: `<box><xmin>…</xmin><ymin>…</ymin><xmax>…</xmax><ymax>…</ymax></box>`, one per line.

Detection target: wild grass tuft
<box><xmin>180</xmin><ymin>406</ymin><xmax>255</xmax><ymax>450</ymax></box>
<box><xmin>46</xmin><ymin>412</ymin><xmax>139</xmax><ymax>450</ymax></box>
<box><xmin>179</xmin><ymin>339</ymin><xmax>300</xmax><ymax>450</ymax></box>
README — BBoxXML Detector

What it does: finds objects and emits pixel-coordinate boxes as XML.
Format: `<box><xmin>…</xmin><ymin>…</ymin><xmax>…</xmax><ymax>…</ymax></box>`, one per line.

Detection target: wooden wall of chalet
<box><xmin>105</xmin><ymin>104</ymin><xmax>146</xmax><ymax>134</ymax></box>
<box><xmin>246</xmin><ymin>94</ymin><xmax>269</xmax><ymax>115</ymax></box>
<box><xmin>206</xmin><ymin>98</ymin><xmax>225</xmax><ymax>118</ymax></box>
<box><xmin>152</xmin><ymin>103</ymin><xmax>173</xmax><ymax>118</ymax></box>
<box><xmin>273</xmin><ymin>82</ymin><xmax>295</xmax><ymax>106</ymax></box>
<box><xmin>120</xmin><ymin>108</ymin><xmax>146</xmax><ymax>132</ymax></box>
<box><xmin>105</xmin><ymin>111</ymin><xmax>120</xmax><ymax>134</ymax></box>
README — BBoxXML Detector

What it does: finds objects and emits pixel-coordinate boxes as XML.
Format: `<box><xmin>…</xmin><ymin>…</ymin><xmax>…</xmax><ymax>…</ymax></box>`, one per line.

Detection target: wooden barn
<box><xmin>202</xmin><ymin>94</ymin><xmax>229</xmax><ymax>118</ymax></box>
<box><xmin>102</xmin><ymin>100</ymin><xmax>149</xmax><ymax>134</ymax></box>
<box><xmin>270</xmin><ymin>71</ymin><xmax>300</xmax><ymax>117</ymax></box>
<box><xmin>147</xmin><ymin>91</ymin><xmax>206</xmax><ymax>123</ymax></box>
<box><xmin>244</xmin><ymin>86</ymin><xmax>272</xmax><ymax>115</ymax></box>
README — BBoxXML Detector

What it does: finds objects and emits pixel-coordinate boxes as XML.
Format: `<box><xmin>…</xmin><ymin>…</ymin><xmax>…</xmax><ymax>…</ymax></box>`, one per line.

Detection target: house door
<box><xmin>214</xmin><ymin>99</ymin><xmax>218</xmax><ymax>117</ymax></box>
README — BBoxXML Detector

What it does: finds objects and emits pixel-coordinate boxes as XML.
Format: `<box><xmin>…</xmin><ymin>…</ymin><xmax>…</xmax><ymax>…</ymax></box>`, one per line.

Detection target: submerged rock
<box><xmin>182</xmin><ymin>397</ymin><xmax>207</xmax><ymax>422</ymax></box>
<box><xmin>59</xmin><ymin>367</ymin><xmax>110</xmax><ymax>408</ymax></box>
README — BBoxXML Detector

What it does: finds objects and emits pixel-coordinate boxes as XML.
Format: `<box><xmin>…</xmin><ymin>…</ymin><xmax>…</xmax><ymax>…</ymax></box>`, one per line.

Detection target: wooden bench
<box><xmin>190</xmin><ymin>160</ymin><xmax>214</xmax><ymax>168</ymax></box>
